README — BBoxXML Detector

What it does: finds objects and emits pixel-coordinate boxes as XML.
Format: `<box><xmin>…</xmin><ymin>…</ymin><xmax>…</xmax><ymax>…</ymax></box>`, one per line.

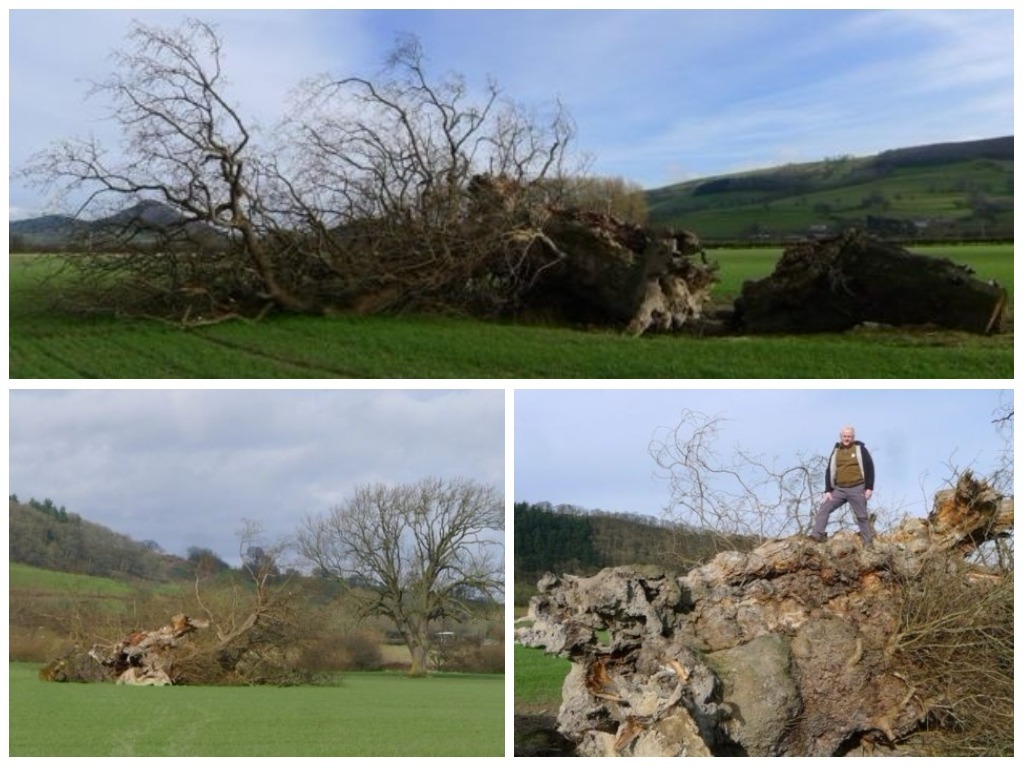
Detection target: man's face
<box><xmin>840</xmin><ymin>430</ymin><xmax>855</xmax><ymax>446</ymax></box>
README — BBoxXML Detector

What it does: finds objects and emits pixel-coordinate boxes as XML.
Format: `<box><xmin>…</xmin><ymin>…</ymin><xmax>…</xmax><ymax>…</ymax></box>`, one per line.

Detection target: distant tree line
<box><xmin>514</xmin><ymin>501</ymin><xmax>600</xmax><ymax>577</ymax></box>
<box><xmin>514</xmin><ymin>501</ymin><xmax>754</xmax><ymax>595</ymax></box>
<box><xmin>872</xmin><ymin>136</ymin><xmax>1012</xmax><ymax>169</ymax></box>
<box><xmin>9</xmin><ymin>496</ymin><xmax>212</xmax><ymax>581</ymax></box>
<box><xmin>693</xmin><ymin>174</ymin><xmax>814</xmax><ymax>198</ymax></box>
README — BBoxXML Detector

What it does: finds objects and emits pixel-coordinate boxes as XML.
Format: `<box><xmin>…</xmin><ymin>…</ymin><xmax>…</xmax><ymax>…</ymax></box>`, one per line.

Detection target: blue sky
<box><xmin>6</xmin><ymin>6</ymin><xmax>1014</xmax><ymax>219</ymax></box>
<box><xmin>8</xmin><ymin>389</ymin><xmax>506</xmax><ymax>564</ymax></box>
<box><xmin>514</xmin><ymin>388</ymin><xmax>1013</xmax><ymax>534</ymax></box>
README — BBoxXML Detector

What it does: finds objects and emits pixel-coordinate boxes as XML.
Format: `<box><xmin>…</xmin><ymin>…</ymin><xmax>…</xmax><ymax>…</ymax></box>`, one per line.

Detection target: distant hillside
<box><xmin>7</xmin><ymin>496</ymin><xmax>227</xmax><ymax>582</ymax></box>
<box><xmin>9</xmin><ymin>199</ymin><xmax>227</xmax><ymax>251</ymax></box>
<box><xmin>647</xmin><ymin>136</ymin><xmax>1013</xmax><ymax>242</ymax></box>
<box><xmin>513</xmin><ymin>501</ymin><xmax>754</xmax><ymax>600</ymax></box>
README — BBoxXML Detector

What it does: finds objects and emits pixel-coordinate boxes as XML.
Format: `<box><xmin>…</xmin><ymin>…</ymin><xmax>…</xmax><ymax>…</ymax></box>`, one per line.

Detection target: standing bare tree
<box><xmin>297</xmin><ymin>477</ymin><xmax>504</xmax><ymax>677</ymax></box>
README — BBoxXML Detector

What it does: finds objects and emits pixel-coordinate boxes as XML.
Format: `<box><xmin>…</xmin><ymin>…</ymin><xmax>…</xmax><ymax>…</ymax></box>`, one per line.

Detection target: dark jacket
<box><xmin>825</xmin><ymin>440</ymin><xmax>874</xmax><ymax>493</ymax></box>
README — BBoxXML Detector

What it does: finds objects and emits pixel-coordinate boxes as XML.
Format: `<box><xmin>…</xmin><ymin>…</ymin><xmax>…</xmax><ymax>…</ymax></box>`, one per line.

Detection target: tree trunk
<box><xmin>523</xmin><ymin>209</ymin><xmax>717</xmax><ymax>335</ymax></box>
<box><xmin>403</xmin><ymin>616</ymin><xmax>431</xmax><ymax>677</ymax></box>
<box><xmin>39</xmin><ymin>613</ymin><xmax>208</xmax><ymax>685</ymax></box>
<box><xmin>408</xmin><ymin>643</ymin><xmax>430</xmax><ymax>678</ymax></box>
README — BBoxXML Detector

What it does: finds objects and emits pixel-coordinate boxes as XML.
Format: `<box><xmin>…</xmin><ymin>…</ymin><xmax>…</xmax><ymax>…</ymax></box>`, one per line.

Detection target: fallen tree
<box><xmin>39</xmin><ymin>527</ymin><xmax>311</xmax><ymax>686</ymax></box>
<box><xmin>516</xmin><ymin>471</ymin><xmax>1013</xmax><ymax>756</ymax></box>
<box><xmin>732</xmin><ymin>231</ymin><xmax>1008</xmax><ymax>335</ymax></box>
<box><xmin>39</xmin><ymin>613</ymin><xmax>209</xmax><ymax>685</ymax></box>
<box><xmin>38</xmin><ymin>601</ymin><xmax>313</xmax><ymax>687</ymax></box>
<box><xmin>520</xmin><ymin>209</ymin><xmax>717</xmax><ymax>335</ymax></box>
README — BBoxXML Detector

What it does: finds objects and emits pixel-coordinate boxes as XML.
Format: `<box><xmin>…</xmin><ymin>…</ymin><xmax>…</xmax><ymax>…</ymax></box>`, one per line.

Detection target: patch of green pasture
<box><xmin>12</xmin><ymin>306</ymin><xmax>1013</xmax><ymax>379</ymax></box>
<box><xmin>706</xmin><ymin>247</ymin><xmax>781</xmax><ymax>298</ymax></box>
<box><xmin>8</xmin><ymin>663</ymin><xmax>503</xmax><ymax>756</ymax></box>
<box><xmin>514</xmin><ymin>644</ymin><xmax>569</xmax><ymax>711</ymax></box>
<box><xmin>9</xmin><ymin>562</ymin><xmax>185</xmax><ymax>598</ymax></box>
<box><xmin>9</xmin><ymin>562</ymin><xmax>137</xmax><ymax>596</ymax></box>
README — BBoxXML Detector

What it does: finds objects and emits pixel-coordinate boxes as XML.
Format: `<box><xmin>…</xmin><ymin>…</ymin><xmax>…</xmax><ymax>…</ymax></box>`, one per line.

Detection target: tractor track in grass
<box><xmin>9</xmin><ymin>341</ymin><xmax>92</xmax><ymax>378</ymax></box>
<box><xmin>190</xmin><ymin>331</ymin><xmax>364</xmax><ymax>378</ymax></box>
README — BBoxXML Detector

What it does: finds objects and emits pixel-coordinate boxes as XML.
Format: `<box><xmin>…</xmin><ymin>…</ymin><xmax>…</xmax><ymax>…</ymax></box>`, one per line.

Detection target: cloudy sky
<box><xmin>6</xmin><ymin>5</ymin><xmax>1014</xmax><ymax>219</ymax></box>
<box><xmin>8</xmin><ymin>389</ymin><xmax>506</xmax><ymax>565</ymax></box>
<box><xmin>515</xmin><ymin>387</ymin><xmax>1012</xmax><ymax>530</ymax></box>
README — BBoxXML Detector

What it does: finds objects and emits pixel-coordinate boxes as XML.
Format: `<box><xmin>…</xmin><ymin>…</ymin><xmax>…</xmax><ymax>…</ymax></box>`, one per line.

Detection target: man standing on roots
<box><xmin>810</xmin><ymin>425</ymin><xmax>875</xmax><ymax>547</ymax></box>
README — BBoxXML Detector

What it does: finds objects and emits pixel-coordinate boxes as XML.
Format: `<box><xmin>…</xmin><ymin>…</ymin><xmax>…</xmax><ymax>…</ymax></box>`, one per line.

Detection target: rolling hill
<box><xmin>9</xmin><ymin>199</ymin><xmax>227</xmax><ymax>251</ymax></box>
<box><xmin>7</xmin><ymin>496</ymin><xmax>228</xmax><ymax>582</ymax></box>
<box><xmin>646</xmin><ymin>136</ymin><xmax>1012</xmax><ymax>241</ymax></box>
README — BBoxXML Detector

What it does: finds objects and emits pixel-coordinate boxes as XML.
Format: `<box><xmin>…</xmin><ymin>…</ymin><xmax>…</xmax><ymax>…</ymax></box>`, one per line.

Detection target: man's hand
<box><xmin>864</xmin><ymin>489</ymin><xmax>873</xmax><ymax>501</ymax></box>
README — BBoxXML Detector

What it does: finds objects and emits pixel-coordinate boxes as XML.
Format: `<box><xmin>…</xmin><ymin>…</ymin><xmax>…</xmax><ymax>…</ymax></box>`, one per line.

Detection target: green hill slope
<box><xmin>647</xmin><ymin>136</ymin><xmax>1012</xmax><ymax>241</ymax></box>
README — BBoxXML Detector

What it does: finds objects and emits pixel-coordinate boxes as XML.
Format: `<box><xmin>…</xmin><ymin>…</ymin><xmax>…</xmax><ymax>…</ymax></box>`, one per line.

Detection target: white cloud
<box><xmin>8</xmin><ymin>389</ymin><xmax>505</xmax><ymax>563</ymax></box>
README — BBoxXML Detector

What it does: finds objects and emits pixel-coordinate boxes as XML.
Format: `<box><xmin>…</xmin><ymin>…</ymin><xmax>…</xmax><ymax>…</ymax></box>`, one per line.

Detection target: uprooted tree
<box><xmin>21</xmin><ymin>19</ymin><xmax>1004</xmax><ymax>338</ymax></box>
<box><xmin>39</xmin><ymin>521</ymin><xmax>310</xmax><ymax>686</ymax></box>
<box><xmin>516</xmin><ymin>471</ymin><xmax>1013</xmax><ymax>757</ymax></box>
<box><xmin>732</xmin><ymin>230</ymin><xmax>1008</xmax><ymax>335</ymax></box>
<box><xmin>23</xmin><ymin>19</ymin><xmax>697</xmax><ymax>328</ymax></box>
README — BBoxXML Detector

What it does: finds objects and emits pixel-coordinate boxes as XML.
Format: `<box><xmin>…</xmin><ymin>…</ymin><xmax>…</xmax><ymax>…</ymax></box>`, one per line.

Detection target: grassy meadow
<box><xmin>9</xmin><ymin>244</ymin><xmax>1013</xmax><ymax>379</ymax></box>
<box><xmin>8</xmin><ymin>662</ymin><xmax>503</xmax><ymax>756</ymax></box>
<box><xmin>8</xmin><ymin>561</ymin><xmax>139</xmax><ymax>596</ymax></box>
<box><xmin>513</xmin><ymin>643</ymin><xmax>569</xmax><ymax>713</ymax></box>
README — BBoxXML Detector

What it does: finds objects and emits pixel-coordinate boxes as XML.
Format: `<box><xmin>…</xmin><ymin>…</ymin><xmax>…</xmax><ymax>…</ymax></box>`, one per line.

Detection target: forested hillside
<box><xmin>7</xmin><ymin>496</ymin><xmax>226</xmax><ymax>581</ymax></box>
<box><xmin>513</xmin><ymin>501</ymin><xmax>754</xmax><ymax>602</ymax></box>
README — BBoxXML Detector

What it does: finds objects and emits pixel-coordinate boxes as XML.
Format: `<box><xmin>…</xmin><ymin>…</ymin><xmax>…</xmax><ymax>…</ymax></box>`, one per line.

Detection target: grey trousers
<box><xmin>812</xmin><ymin>483</ymin><xmax>873</xmax><ymax>545</ymax></box>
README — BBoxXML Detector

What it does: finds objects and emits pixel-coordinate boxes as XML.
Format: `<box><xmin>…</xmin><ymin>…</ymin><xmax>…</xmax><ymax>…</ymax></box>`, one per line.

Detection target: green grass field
<box><xmin>9</xmin><ymin>244</ymin><xmax>1013</xmax><ymax>379</ymax></box>
<box><xmin>8</xmin><ymin>562</ymin><xmax>139</xmax><ymax>596</ymax></box>
<box><xmin>513</xmin><ymin>643</ymin><xmax>569</xmax><ymax>713</ymax></box>
<box><xmin>8</xmin><ymin>662</ymin><xmax>503</xmax><ymax>756</ymax></box>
